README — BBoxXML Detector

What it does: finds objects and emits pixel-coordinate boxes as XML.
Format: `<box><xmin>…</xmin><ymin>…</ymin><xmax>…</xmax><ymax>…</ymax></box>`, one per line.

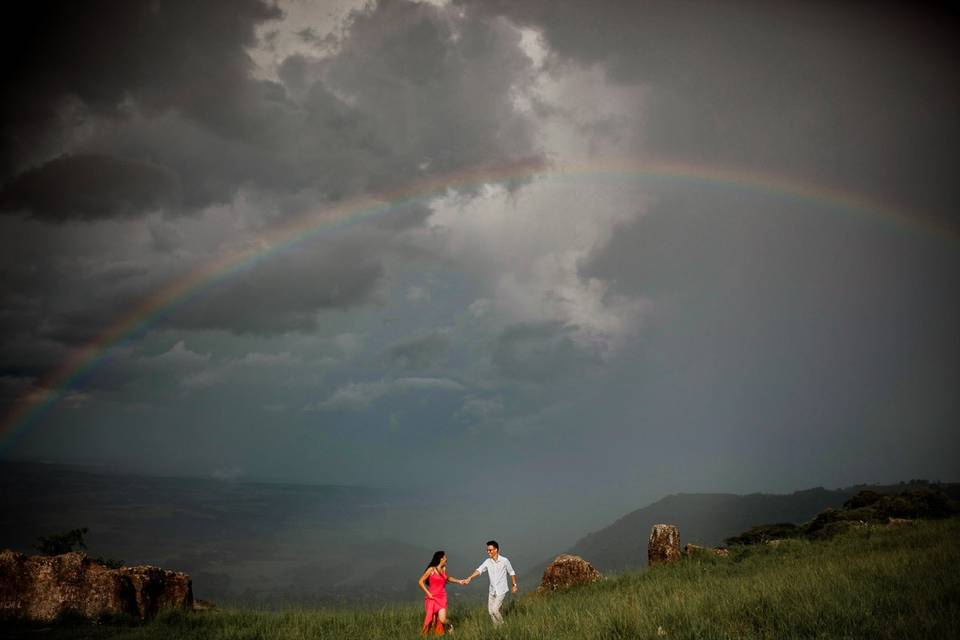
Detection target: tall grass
<box><xmin>6</xmin><ymin>517</ymin><xmax>958</xmax><ymax>639</ymax></box>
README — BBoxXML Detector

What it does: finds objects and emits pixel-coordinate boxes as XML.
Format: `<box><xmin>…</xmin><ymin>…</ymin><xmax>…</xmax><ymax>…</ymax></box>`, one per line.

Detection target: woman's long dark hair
<box><xmin>425</xmin><ymin>550</ymin><xmax>445</xmax><ymax>572</ymax></box>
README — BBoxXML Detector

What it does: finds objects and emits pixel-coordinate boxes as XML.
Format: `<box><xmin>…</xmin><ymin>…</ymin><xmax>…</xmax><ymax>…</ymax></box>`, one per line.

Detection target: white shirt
<box><xmin>476</xmin><ymin>555</ymin><xmax>516</xmax><ymax>596</ymax></box>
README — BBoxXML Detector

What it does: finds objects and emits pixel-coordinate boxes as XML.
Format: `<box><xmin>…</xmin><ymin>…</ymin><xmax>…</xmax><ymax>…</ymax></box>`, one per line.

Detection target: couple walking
<box><xmin>417</xmin><ymin>540</ymin><xmax>518</xmax><ymax>635</ymax></box>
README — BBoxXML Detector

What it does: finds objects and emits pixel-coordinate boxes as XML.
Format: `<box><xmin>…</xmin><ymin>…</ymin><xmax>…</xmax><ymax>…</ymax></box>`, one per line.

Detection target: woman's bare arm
<box><xmin>418</xmin><ymin>567</ymin><xmax>436</xmax><ymax>598</ymax></box>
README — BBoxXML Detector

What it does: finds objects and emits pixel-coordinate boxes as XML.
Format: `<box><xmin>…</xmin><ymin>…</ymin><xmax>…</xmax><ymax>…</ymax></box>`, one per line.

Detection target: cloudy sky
<box><xmin>1</xmin><ymin>0</ymin><xmax>958</xmax><ymax>524</ymax></box>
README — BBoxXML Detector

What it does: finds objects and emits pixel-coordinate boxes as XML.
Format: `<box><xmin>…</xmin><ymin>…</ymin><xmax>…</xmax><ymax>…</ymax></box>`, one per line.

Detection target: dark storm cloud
<box><xmin>169</xmin><ymin>241</ymin><xmax>385</xmax><ymax>334</ymax></box>
<box><xmin>458</xmin><ymin>0</ymin><xmax>960</xmax><ymax>225</ymax></box>
<box><xmin>384</xmin><ymin>330</ymin><xmax>450</xmax><ymax>370</ymax></box>
<box><xmin>0</xmin><ymin>0</ymin><xmax>281</xmax><ymax>181</ymax></box>
<box><xmin>148</xmin><ymin>221</ymin><xmax>183</xmax><ymax>254</ymax></box>
<box><xmin>0</xmin><ymin>0</ymin><xmax>547</xmax><ymax>355</ymax></box>
<box><xmin>34</xmin><ymin>236</ymin><xmax>385</xmax><ymax>342</ymax></box>
<box><xmin>0</xmin><ymin>154</ymin><xmax>181</xmax><ymax>221</ymax></box>
<box><xmin>324</xmin><ymin>0</ymin><xmax>540</xmax><ymax>183</ymax></box>
<box><xmin>1</xmin><ymin>0</ymin><xmax>542</xmax><ymax>221</ymax></box>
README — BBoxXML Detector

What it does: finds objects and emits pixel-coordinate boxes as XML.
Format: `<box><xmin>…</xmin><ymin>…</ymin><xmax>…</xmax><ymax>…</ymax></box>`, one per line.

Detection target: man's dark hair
<box><xmin>486</xmin><ymin>540</ymin><xmax>499</xmax><ymax>550</ymax></box>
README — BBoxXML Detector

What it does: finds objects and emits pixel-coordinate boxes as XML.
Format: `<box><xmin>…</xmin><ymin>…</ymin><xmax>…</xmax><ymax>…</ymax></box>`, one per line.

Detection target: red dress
<box><xmin>425</xmin><ymin>568</ymin><xmax>448</xmax><ymax>613</ymax></box>
<box><xmin>422</xmin><ymin>567</ymin><xmax>449</xmax><ymax>634</ymax></box>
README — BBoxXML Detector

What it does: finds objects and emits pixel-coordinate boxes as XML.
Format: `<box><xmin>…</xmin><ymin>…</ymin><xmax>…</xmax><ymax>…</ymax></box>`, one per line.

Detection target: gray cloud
<box><xmin>579</xmin><ymin>186</ymin><xmax>960</xmax><ymax>476</ymax></box>
<box><xmin>138</xmin><ymin>238</ymin><xmax>385</xmax><ymax>336</ymax></box>
<box><xmin>2</xmin><ymin>0</ymin><xmax>543</xmax><ymax>222</ymax></box>
<box><xmin>324</xmin><ymin>0</ymin><xmax>541</xmax><ymax>185</ymax></box>
<box><xmin>0</xmin><ymin>0</ymin><xmax>546</xmax><ymax>357</ymax></box>
<box><xmin>457</xmin><ymin>0</ymin><xmax>960</xmax><ymax>227</ymax></box>
<box><xmin>0</xmin><ymin>0</ymin><xmax>281</xmax><ymax>181</ymax></box>
<box><xmin>310</xmin><ymin>376</ymin><xmax>465</xmax><ymax>412</ymax></box>
<box><xmin>384</xmin><ymin>330</ymin><xmax>450</xmax><ymax>370</ymax></box>
<box><xmin>0</xmin><ymin>154</ymin><xmax>181</xmax><ymax>221</ymax></box>
<box><xmin>2</xmin><ymin>0</ymin><xmax>957</xmax><ymax>525</ymax></box>
<box><xmin>493</xmin><ymin>321</ymin><xmax>600</xmax><ymax>382</ymax></box>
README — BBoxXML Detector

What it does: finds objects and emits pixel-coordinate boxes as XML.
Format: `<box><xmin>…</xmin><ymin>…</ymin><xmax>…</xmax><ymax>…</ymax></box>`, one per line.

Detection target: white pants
<box><xmin>488</xmin><ymin>591</ymin><xmax>506</xmax><ymax>625</ymax></box>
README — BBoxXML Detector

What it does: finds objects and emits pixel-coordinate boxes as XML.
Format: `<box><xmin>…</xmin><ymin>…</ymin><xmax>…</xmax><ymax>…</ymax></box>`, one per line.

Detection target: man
<box><xmin>464</xmin><ymin>540</ymin><xmax>517</xmax><ymax>626</ymax></box>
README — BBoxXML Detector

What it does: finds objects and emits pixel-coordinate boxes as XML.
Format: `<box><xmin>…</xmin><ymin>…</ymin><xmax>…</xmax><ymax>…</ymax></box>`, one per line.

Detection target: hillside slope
<box><xmin>547</xmin><ymin>481</ymin><xmax>960</xmax><ymax>577</ymax></box>
<box><xmin>7</xmin><ymin>516</ymin><xmax>958</xmax><ymax>639</ymax></box>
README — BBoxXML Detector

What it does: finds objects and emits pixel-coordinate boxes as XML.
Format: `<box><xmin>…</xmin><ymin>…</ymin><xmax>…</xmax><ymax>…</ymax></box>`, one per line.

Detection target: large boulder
<box><xmin>887</xmin><ymin>518</ymin><xmax>914</xmax><ymax>528</ymax></box>
<box><xmin>0</xmin><ymin>550</ymin><xmax>193</xmax><ymax>622</ymax></box>
<box><xmin>537</xmin><ymin>554</ymin><xmax>602</xmax><ymax>593</ymax></box>
<box><xmin>648</xmin><ymin>524</ymin><xmax>681</xmax><ymax>566</ymax></box>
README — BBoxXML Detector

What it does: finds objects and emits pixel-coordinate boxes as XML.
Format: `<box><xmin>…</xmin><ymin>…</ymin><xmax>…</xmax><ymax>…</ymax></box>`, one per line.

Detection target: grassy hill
<box><xmin>537</xmin><ymin>481</ymin><xmax>960</xmax><ymax>582</ymax></box>
<box><xmin>5</xmin><ymin>515</ymin><xmax>958</xmax><ymax>639</ymax></box>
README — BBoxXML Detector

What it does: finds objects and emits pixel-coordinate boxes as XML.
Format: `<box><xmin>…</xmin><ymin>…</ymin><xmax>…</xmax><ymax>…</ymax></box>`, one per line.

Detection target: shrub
<box><xmin>728</xmin><ymin>488</ymin><xmax>958</xmax><ymax>546</ymax></box>
<box><xmin>843</xmin><ymin>490</ymin><xmax>883</xmax><ymax>510</ymax></box>
<box><xmin>725</xmin><ymin>522</ymin><xmax>800</xmax><ymax>546</ymax></box>
<box><xmin>34</xmin><ymin>527</ymin><xmax>88</xmax><ymax>555</ymax></box>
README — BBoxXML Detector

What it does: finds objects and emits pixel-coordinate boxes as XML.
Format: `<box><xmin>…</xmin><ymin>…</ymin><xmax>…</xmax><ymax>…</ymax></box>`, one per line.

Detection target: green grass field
<box><xmin>4</xmin><ymin>517</ymin><xmax>958</xmax><ymax>639</ymax></box>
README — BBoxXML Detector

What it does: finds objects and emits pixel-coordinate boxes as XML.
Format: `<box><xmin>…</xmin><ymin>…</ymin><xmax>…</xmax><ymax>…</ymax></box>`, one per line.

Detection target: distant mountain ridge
<box><xmin>530</xmin><ymin>481</ymin><xmax>960</xmax><ymax>583</ymax></box>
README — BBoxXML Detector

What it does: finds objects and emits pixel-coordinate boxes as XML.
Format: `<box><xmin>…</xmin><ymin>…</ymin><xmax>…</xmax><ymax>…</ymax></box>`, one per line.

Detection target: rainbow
<box><xmin>1</xmin><ymin>156</ymin><xmax>954</xmax><ymax>450</ymax></box>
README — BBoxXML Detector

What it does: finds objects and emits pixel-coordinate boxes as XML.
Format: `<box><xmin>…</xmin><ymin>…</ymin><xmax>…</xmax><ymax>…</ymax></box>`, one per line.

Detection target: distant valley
<box><xmin>3</xmin><ymin>461</ymin><xmax>955</xmax><ymax>604</ymax></box>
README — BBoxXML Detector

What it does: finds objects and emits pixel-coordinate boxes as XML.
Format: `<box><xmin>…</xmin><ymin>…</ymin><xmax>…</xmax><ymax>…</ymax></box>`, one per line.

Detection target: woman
<box><xmin>418</xmin><ymin>550</ymin><xmax>466</xmax><ymax>635</ymax></box>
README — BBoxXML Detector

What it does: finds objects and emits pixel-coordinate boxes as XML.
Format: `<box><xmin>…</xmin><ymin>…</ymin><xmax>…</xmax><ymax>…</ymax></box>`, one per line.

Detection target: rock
<box><xmin>537</xmin><ymin>554</ymin><xmax>602</xmax><ymax>593</ymax></box>
<box><xmin>683</xmin><ymin>543</ymin><xmax>704</xmax><ymax>556</ymax></box>
<box><xmin>118</xmin><ymin>565</ymin><xmax>193</xmax><ymax>618</ymax></box>
<box><xmin>0</xmin><ymin>549</ymin><xmax>193</xmax><ymax>622</ymax></box>
<box><xmin>887</xmin><ymin>518</ymin><xmax>914</xmax><ymax>528</ymax></box>
<box><xmin>648</xmin><ymin>524</ymin><xmax>681</xmax><ymax>566</ymax></box>
<box><xmin>193</xmin><ymin>598</ymin><xmax>217</xmax><ymax>612</ymax></box>
<box><xmin>766</xmin><ymin>539</ymin><xmax>784</xmax><ymax>547</ymax></box>
<box><xmin>713</xmin><ymin>548</ymin><xmax>730</xmax><ymax>558</ymax></box>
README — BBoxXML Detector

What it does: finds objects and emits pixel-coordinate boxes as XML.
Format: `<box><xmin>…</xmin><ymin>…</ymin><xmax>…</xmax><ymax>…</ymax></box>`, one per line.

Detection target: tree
<box><xmin>34</xmin><ymin>527</ymin><xmax>88</xmax><ymax>555</ymax></box>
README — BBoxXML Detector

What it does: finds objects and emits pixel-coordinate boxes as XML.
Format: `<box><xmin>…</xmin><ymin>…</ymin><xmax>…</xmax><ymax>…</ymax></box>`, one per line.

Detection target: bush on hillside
<box><xmin>33</xmin><ymin>527</ymin><xmax>125</xmax><ymax>567</ymax></box>
<box><xmin>724</xmin><ymin>522</ymin><xmax>800</xmax><ymax>546</ymax></box>
<box><xmin>801</xmin><ymin>508</ymin><xmax>849</xmax><ymax>538</ymax></box>
<box><xmin>843</xmin><ymin>490</ymin><xmax>883</xmax><ymax>510</ymax></box>
<box><xmin>727</xmin><ymin>488</ymin><xmax>958</xmax><ymax>546</ymax></box>
<box><xmin>872</xmin><ymin>490</ymin><xmax>954</xmax><ymax>519</ymax></box>
<box><xmin>34</xmin><ymin>528</ymin><xmax>88</xmax><ymax>555</ymax></box>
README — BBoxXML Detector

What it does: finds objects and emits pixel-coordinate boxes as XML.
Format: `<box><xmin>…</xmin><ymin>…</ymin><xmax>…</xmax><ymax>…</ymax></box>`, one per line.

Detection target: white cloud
<box><xmin>405</xmin><ymin>285</ymin><xmax>430</xmax><ymax>302</ymax></box>
<box><xmin>334</xmin><ymin>332</ymin><xmax>364</xmax><ymax>357</ymax></box>
<box><xmin>395</xmin><ymin>377</ymin><xmax>464</xmax><ymax>392</ymax></box>
<box><xmin>468</xmin><ymin>298</ymin><xmax>493</xmax><ymax>318</ymax></box>
<box><xmin>308</xmin><ymin>376</ymin><xmax>465</xmax><ymax>412</ymax></box>
<box><xmin>457</xmin><ymin>395</ymin><xmax>504</xmax><ymax>421</ymax></box>
<box><xmin>140</xmin><ymin>340</ymin><xmax>210</xmax><ymax>370</ymax></box>
<box><xmin>415</xmin><ymin>177</ymin><xmax>647</xmax><ymax>353</ymax></box>
<box><xmin>180</xmin><ymin>369</ymin><xmax>219</xmax><ymax>390</ymax></box>
<box><xmin>236</xmin><ymin>351</ymin><xmax>300</xmax><ymax>367</ymax></box>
